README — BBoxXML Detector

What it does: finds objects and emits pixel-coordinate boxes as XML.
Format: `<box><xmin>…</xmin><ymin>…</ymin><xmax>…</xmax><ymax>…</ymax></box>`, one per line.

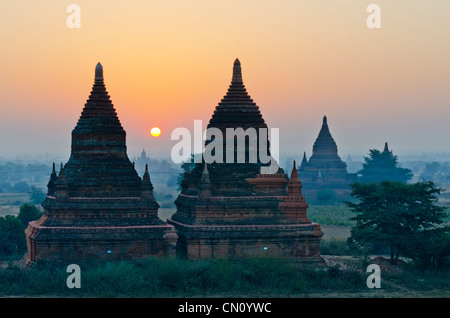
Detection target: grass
<box><xmin>0</xmin><ymin>257</ymin><xmax>448</xmax><ymax>297</ymax></box>
<box><xmin>308</xmin><ymin>205</ymin><xmax>355</xmax><ymax>226</ymax></box>
<box><xmin>0</xmin><ymin>258</ymin><xmax>368</xmax><ymax>297</ymax></box>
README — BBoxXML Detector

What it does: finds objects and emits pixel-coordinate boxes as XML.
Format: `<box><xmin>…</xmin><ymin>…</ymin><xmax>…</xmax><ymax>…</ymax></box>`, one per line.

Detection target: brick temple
<box><xmin>25</xmin><ymin>63</ymin><xmax>177</xmax><ymax>263</ymax></box>
<box><xmin>167</xmin><ymin>59</ymin><xmax>323</xmax><ymax>261</ymax></box>
<box><xmin>299</xmin><ymin>116</ymin><xmax>356</xmax><ymax>201</ymax></box>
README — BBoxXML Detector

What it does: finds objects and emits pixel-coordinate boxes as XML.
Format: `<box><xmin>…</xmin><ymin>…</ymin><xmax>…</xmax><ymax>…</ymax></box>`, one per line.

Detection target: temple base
<box><xmin>167</xmin><ymin>219</ymin><xmax>323</xmax><ymax>261</ymax></box>
<box><xmin>25</xmin><ymin>221</ymin><xmax>177</xmax><ymax>264</ymax></box>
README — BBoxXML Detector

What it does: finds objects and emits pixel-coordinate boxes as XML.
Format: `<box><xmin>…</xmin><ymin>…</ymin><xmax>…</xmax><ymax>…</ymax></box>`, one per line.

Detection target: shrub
<box><xmin>18</xmin><ymin>203</ymin><xmax>43</xmax><ymax>227</ymax></box>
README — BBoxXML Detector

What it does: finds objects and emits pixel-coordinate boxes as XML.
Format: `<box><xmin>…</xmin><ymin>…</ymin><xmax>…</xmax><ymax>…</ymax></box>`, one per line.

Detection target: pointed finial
<box><xmin>286</xmin><ymin>160</ymin><xmax>304</xmax><ymax>198</ymax></box>
<box><xmin>143</xmin><ymin>163</ymin><xmax>150</xmax><ymax>181</ymax></box>
<box><xmin>383</xmin><ymin>142</ymin><xmax>389</xmax><ymax>153</ymax></box>
<box><xmin>199</xmin><ymin>163</ymin><xmax>212</xmax><ymax>198</ymax></box>
<box><xmin>200</xmin><ymin>163</ymin><xmax>211</xmax><ymax>184</ymax></box>
<box><xmin>52</xmin><ymin>162</ymin><xmax>56</xmax><ymax>174</ymax></box>
<box><xmin>59</xmin><ymin>163</ymin><xmax>64</xmax><ymax>174</ymax></box>
<box><xmin>141</xmin><ymin>163</ymin><xmax>154</xmax><ymax>199</ymax></box>
<box><xmin>323</xmin><ymin>115</ymin><xmax>327</xmax><ymax>125</ymax></box>
<box><xmin>95</xmin><ymin>62</ymin><xmax>103</xmax><ymax>82</ymax></box>
<box><xmin>232</xmin><ymin>58</ymin><xmax>243</xmax><ymax>84</ymax></box>
<box><xmin>299</xmin><ymin>152</ymin><xmax>308</xmax><ymax>170</ymax></box>
<box><xmin>291</xmin><ymin>160</ymin><xmax>299</xmax><ymax>179</ymax></box>
<box><xmin>183</xmin><ymin>162</ymin><xmax>191</xmax><ymax>173</ymax></box>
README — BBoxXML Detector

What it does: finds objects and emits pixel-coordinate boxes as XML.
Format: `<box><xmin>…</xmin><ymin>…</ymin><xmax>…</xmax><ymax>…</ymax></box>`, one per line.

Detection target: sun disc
<box><xmin>150</xmin><ymin>127</ymin><xmax>161</xmax><ymax>137</ymax></box>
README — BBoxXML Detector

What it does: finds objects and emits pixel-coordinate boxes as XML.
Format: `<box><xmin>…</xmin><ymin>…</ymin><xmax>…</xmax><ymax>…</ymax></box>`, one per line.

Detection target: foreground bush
<box><xmin>0</xmin><ymin>258</ymin><xmax>366</xmax><ymax>297</ymax></box>
<box><xmin>1</xmin><ymin>257</ymin><xmax>448</xmax><ymax>297</ymax></box>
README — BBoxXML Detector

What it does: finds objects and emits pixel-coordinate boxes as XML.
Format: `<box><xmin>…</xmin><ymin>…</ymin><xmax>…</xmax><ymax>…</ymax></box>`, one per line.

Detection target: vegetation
<box><xmin>357</xmin><ymin>148</ymin><xmax>413</xmax><ymax>183</ymax></box>
<box><xmin>18</xmin><ymin>203</ymin><xmax>43</xmax><ymax>227</ymax></box>
<box><xmin>29</xmin><ymin>186</ymin><xmax>46</xmax><ymax>204</ymax></box>
<box><xmin>0</xmin><ymin>215</ymin><xmax>26</xmax><ymax>256</ymax></box>
<box><xmin>0</xmin><ymin>257</ymin><xmax>449</xmax><ymax>297</ymax></box>
<box><xmin>0</xmin><ymin>204</ymin><xmax>42</xmax><ymax>259</ymax></box>
<box><xmin>345</xmin><ymin>181</ymin><xmax>449</xmax><ymax>265</ymax></box>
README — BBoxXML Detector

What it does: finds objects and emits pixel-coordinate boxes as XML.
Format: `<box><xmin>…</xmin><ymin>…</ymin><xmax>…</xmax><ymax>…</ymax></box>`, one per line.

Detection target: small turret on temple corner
<box><xmin>46</xmin><ymin>163</ymin><xmax>58</xmax><ymax>196</ymax></box>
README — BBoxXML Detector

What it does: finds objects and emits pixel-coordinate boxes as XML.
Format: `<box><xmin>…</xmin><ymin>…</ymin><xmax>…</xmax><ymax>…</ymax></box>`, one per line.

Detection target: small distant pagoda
<box><xmin>299</xmin><ymin>116</ymin><xmax>356</xmax><ymax>200</ymax></box>
<box><xmin>25</xmin><ymin>63</ymin><xmax>177</xmax><ymax>263</ymax></box>
<box><xmin>168</xmin><ymin>59</ymin><xmax>323</xmax><ymax>261</ymax></box>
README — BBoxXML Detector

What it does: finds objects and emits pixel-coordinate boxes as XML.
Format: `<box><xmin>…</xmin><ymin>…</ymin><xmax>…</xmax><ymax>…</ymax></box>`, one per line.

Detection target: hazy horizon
<box><xmin>1</xmin><ymin>1</ymin><xmax>450</xmax><ymax>164</ymax></box>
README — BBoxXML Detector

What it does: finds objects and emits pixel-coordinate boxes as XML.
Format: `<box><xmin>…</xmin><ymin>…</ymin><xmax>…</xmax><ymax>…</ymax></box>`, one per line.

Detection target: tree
<box><xmin>345</xmin><ymin>181</ymin><xmax>448</xmax><ymax>265</ymax></box>
<box><xmin>402</xmin><ymin>228</ymin><xmax>450</xmax><ymax>269</ymax></box>
<box><xmin>18</xmin><ymin>203</ymin><xmax>43</xmax><ymax>227</ymax></box>
<box><xmin>357</xmin><ymin>143</ymin><xmax>412</xmax><ymax>184</ymax></box>
<box><xmin>12</xmin><ymin>181</ymin><xmax>30</xmax><ymax>193</ymax></box>
<box><xmin>315</xmin><ymin>189</ymin><xmax>337</xmax><ymax>205</ymax></box>
<box><xmin>419</xmin><ymin>162</ymin><xmax>440</xmax><ymax>182</ymax></box>
<box><xmin>29</xmin><ymin>186</ymin><xmax>46</xmax><ymax>204</ymax></box>
<box><xmin>0</xmin><ymin>215</ymin><xmax>27</xmax><ymax>256</ymax></box>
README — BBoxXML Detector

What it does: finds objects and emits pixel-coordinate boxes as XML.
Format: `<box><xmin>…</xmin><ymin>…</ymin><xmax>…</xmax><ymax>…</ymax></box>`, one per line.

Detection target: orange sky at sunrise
<box><xmin>1</xmin><ymin>1</ymin><xmax>450</xmax><ymax>161</ymax></box>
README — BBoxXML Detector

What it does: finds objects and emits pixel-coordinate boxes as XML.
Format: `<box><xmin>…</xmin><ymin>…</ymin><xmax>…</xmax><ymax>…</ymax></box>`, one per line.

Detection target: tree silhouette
<box><xmin>358</xmin><ymin>143</ymin><xmax>412</xmax><ymax>183</ymax></box>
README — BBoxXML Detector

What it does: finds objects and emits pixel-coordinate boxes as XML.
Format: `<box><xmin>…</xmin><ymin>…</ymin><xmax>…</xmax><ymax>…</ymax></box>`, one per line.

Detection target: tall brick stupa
<box><xmin>299</xmin><ymin>116</ymin><xmax>356</xmax><ymax>200</ymax></box>
<box><xmin>168</xmin><ymin>59</ymin><xmax>323</xmax><ymax>260</ymax></box>
<box><xmin>25</xmin><ymin>63</ymin><xmax>177</xmax><ymax>263</ymax></box>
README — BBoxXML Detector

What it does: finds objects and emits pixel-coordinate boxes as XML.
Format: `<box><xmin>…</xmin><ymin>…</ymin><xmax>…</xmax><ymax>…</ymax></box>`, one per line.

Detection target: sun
<box><xmin>150</xmin><ymin>127</ymin><xmax>161</xmax><ymax>137</ymax></box>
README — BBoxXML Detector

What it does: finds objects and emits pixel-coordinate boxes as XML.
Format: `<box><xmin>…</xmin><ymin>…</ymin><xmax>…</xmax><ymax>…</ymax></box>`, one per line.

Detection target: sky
<box><xmin>0</xmin><ymin>1</ymin><xmax>450</xmax><ymax>162</ymax></box>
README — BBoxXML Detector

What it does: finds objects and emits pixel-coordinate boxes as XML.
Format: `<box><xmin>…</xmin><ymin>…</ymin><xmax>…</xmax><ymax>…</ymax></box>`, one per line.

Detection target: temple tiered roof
<box><xmin>208</xmin><ymin>59</ymin><xmax>266</xmax><ymax>131</ymax></box>
<box><xmin>310</xmin><ymin>116</ymin><xmax>339</xmax><ymax>159</ymax></box>
<box><xmin>64</xmin><ymin>62</ymin><xmax>143</xmax><ymax>197</ymax></box>
<box><xmin>180</xmin><ymin>59</ymin><xmax>280</xmax><ymax>197</ymax></box>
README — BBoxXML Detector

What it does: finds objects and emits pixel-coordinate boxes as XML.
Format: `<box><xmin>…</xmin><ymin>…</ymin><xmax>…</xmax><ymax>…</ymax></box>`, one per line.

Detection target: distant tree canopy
<box><xmin>0</xmin><ymin>215</ymin><xmax>26</xmax><ymax>256</ymax></box>
<box><xmin>18</xmin><ymin>203</ymin><xmax>43</xmax><ymax>227</ymax></box>
<box><xmin>29</xmin><ymin>186</ymin><xmax>46</xmax><ymax>204</ymax></box>
<box><xmin>357</xmin><ymin>144</ymin><xmax>413</xmax><ymax>184</ymax></box>
<box><xmin>419</xmin><ymin>161</ymin><xmax>440</xmax><ymax>182</ymax></box>
<box><xmin>0</xmin><ymin>204</ymin><xmax>42</xmax><ymax>258</ymax></box>
<box><xmin>345</xmin><ymin>181</ymin><xmax>449</xmax><ymax>267</ymax></box>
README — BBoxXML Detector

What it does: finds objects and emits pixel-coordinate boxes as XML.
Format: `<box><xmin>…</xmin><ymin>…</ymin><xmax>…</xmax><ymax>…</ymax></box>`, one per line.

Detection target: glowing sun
<box><xmin>150</xmin><ymin>127</ymin><xmax>161</xmax><ymax>137</ymax></box>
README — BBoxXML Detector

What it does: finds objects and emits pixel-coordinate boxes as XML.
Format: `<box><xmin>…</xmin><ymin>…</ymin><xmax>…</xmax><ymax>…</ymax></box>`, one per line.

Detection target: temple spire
<box><xmin>143</xmin><ymin>164</ymin><xmax>152</xmax><ymax>184</ymax></box>
<box><xmin>311</xmin><ymin>115</ymin><xmax>338</xmax><ymax>156</ymax></box>
<box><xmin>231</xmin><ymin>58</ymin><xmax>242</xmax><ymax>84</ymax></box>
<box><xmin>208</xmin><ymin>58</ymin><xmax>266</xmax><ymax>132</ymax></box>
<box><xmin>287</xmin><ymin>161</ymin><xmax>304</xmax><ymax>198</ymax></box>
<box><xmin>199</xmin><ymin>163</ymin><xmax>212</xmax><ymax>198</ymax></box>
<box><xmin>141</xmin><ymin>164</ymin><xmax>155</xmax><ymax>200</ymax></box>
<box><xmin>300</xmin><ymin>152</ymin><xmax>308</xmax><ymax>171</ymax></box>
<box><xmin>383</xmin><ymin>142</ymin><xmax>389</xmax><ymax>153</ymax></box>
<box><xmin>95</xmin><ymin>62</ymin><xmax>103</xmax><ymax>82</ymax></box>
<box><xmin>55</xmin><ymin>163</ymin><xmax>69</xmax><ymax>201</ymax></box>
<box><xmin>47</xmin><ymin>162</ymin><xmax>58</xmax><ymax>196</ymax></box>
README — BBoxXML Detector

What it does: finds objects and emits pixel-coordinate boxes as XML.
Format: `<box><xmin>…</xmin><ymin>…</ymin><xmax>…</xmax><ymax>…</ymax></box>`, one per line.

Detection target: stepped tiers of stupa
<box><xmin>168</xmin><ymin>59</ymin><xmax>323</xmax><ymax>261</ymax></box>
<box><xmin>25</xmin><ymin>63</ymin><xmax>177</xmax><ymax>263</ymax></box>
<box><xmin>299</xmin><ymin>116</ymin><xmax>357</xmax><ymax>200</ymax></box>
